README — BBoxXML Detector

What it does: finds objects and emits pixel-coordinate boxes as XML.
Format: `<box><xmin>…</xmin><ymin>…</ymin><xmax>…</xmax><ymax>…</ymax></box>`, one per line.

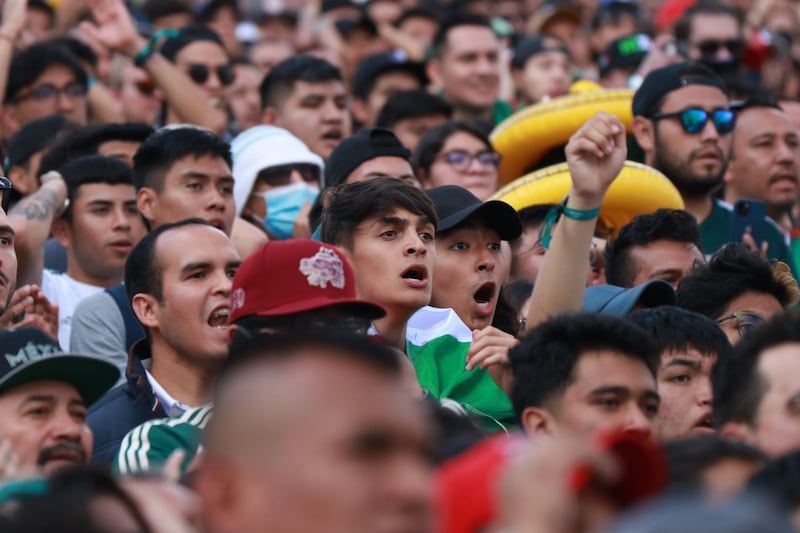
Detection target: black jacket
<box><xmin>88</xmin><ymin>340</ymin><xmax>167</xmax><ymax>467</ymax></box>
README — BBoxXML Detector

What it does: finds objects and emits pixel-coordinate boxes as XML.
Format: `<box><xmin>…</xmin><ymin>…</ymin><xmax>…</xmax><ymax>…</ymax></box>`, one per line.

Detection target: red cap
<box><xmin>229</xmin><ymin>239</ymin><xmax>386</xmax><ymax>323</ymax></box>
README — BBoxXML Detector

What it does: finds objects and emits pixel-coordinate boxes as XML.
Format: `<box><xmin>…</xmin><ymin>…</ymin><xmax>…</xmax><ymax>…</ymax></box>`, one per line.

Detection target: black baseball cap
<box><xmin>598</xmin><ymin>33</ymin><xmax>652</xmax><ymax>77</ymax></box>
<box><xmin>6</xmin><ymin>115</ymin><xmax>68</xmax><ymax>169</ymax></box>
<box><xmin>632</xmin><ymin>61</ymin><xmax>727</xmax><ymax>118</ymax></box>
<box><xmin>324</xmin><ymin>128</ymin><xmax>411</xmax><ymax>188</ymax></box>
<box><xmin>426</xmin><ymin>185</ymin><xmax>522</xmax><ymax>240</ymax></box>
<box><xmin>0</xmin><ymin>328</ymin><xmax>119</xmax><ymax>405</ymax></box>
<box><xmin>351</xmin><ymin>51</ymin><xmax>427</xmax><ymax>100</ymax></box>
<box><xmin>512</xmin><ymin>34</ymin><xmax>571</xmax><ymax>70</ymax></box>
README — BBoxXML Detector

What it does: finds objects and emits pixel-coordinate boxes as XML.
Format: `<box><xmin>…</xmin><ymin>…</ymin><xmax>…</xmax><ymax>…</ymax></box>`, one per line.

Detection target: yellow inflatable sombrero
<box><xmin>491</xmin><ymin>84</ymin><xmax>635</xmax><ymax>185</ymax></box>
<box><xmin>489</xmin><ymin>161</ymin><xmax>684</xmax><ymax>239</ymax></box>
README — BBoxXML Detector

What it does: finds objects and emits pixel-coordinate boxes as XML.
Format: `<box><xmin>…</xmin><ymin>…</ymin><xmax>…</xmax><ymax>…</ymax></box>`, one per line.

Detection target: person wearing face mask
<box><xmin>232</xmin><ymin>125</ymin><xmax>324</xmax><ymax>240</ymax></box>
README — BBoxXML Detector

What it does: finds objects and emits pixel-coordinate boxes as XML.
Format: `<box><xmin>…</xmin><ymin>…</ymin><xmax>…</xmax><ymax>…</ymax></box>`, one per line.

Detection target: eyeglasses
<box><xmin>134</xmin><ymin>78</ymin><xmax>157</xmax><ymax>96</ymax></box>
<box><xmin>0</xmin><ymin>176</ymin><xmax>11</xmax><ymax>212</ymax></box>
<box><xmin>16</xmin><ymin>82</ymin><xmax>87</xmax><ymax>102</ymax></box>
<box><xmin>716</xmin><ymin>310</ymin><xmax>765</xmax><ymax>337</ymax></box>
<box><xmin>186</xmin><ymin>63</ymin><xmax>236</xmax><ymax>86</ymax></box>
<box><xmin>257</xmin><ymin>163</ymin><xmax>321</xmax><ymax>187</ymax></box>
<box><xmin>650</xmin><ymin>108</ymin><xmax>736</xmax><ymax>135</ymax></box>
<box><xmin>436</xmin><ymin>149</ymin><xmax>501</xmax><ymax>171</ymax></box>
<box><xmin>695</xmin><ymin>39</ymin><xmax>745</xmax><ymax>58</ymax></box>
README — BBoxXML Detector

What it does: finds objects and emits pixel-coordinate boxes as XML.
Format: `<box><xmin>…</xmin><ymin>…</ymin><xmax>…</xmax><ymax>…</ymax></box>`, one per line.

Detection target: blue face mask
<box><xmin>255</xmin><ymin>182</ymin><xmax>319</xmax><ymax>240</ymax></box>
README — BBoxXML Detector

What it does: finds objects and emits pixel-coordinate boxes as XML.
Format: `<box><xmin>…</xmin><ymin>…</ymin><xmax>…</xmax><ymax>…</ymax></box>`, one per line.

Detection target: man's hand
<box><xmin>466</xmin><ymin>326</ymin><xmax>518</xmax><ymax>371</ymax></box>
<box><xmin>0</xmin><ymin>285</ymin><xmax>58</xmax><ymax>339</ymax></box>
<box><xmin>564</xmin><ymin>112</ymin><xmax>627</xmax><ymax>206</ymax></box>
<box><xmin>80</xmin><ymin>0</ymin><xmax>145</xmax><ymax>58</ymax></box>
<box><xmin>0</xmin><ymin>0</ymin><xmax>27</xmax><ymax>39</ymax></box>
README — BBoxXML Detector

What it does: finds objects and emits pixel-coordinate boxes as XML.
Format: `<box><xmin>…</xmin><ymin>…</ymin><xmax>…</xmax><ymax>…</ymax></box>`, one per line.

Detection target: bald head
<box><xmin>197</xmin><ymin>334</ymin><xmax>434</xmax><ymax>533</ymax></box>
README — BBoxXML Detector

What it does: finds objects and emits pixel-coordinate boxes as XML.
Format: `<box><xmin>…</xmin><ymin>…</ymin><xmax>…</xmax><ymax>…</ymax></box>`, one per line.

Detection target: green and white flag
<box><xmin>407</xmin><ymin>307</ymin><xmax>516</xmax><ymax>433</ymax></box>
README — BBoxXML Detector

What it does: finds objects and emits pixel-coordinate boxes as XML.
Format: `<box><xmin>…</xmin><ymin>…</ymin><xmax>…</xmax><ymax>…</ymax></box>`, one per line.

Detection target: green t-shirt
<box><xmin>407</xmin><ymin>306</ymin><xmax>516</xmax><ymax>434</ymax></box>
<box><xmin>701</xmin><ymin>198</ymin><xmax>796</xmax><ymax>276</ymax></box>
<box><xmin>113</xmin><ymin>405</ymin><xmax>212</xmax><ymax>475</ymax></box>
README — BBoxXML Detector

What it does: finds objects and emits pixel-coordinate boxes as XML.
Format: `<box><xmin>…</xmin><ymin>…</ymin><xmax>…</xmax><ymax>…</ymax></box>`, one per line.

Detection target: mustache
<box><xmin>37</xmin><ymin>441</ymin><xmax>87</xmax><ymax>466</ymax></box>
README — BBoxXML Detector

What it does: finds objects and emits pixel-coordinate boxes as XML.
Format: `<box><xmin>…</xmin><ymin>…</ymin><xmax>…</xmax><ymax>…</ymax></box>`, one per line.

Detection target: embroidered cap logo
<box><xmin>299</xmin><ymin>247</ymin><xmax>346</xmax><ymax>289</ymax></box>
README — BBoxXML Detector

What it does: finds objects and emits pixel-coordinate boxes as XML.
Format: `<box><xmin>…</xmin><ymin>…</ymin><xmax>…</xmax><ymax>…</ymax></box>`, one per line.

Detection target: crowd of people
<box><xmin>0</xmin><ymin>0</ymin><xmax>798</xmax><ymax>531</ymax></box>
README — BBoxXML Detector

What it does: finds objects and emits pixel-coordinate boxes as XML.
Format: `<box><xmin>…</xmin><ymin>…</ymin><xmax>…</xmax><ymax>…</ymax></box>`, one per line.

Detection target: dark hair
<box><xmin>430</xmin><ymin>13</ymin><xmax>494</xmax><ymax>60</ymax></box>
<box><xmin>605</xmin><ymin>209</ymin><xmax>701</xmax><ymax>288</ymax></box>
<box><xmin>221</xmin><ymin>331</ymin><xmax>401</xmax><ymax>388</ymax></box>
<box><xmin>5</xmin><ymin>40</ymin><xmax>88</xmax><ymax>104</ymax></box>
<box><xmin>501</xmin><ymin>279</ymin><xmax>534</xmax><ymax>316</ymax></box>
<box><xmin>376</xmin><ymin>90</ymin><xmax>452</xmax><ymax>130</ymax></box>
<box><xmin>141</xmin><ymin>0</ymin><xmax>192</xmax><ymax>23</ymax></box>
<box><xmin>629</xmin><ymin>306</ymin><xmax>731</xmax><ymax>359</ymax></box>
<box><xmin>27</xmin><ymin>0</ymin><xmax>55</xmax><ymax>21</ymax></box>
<box><xmin>517</xmin><ymin>204</ymin><xmax>557</xmax><ymax>230</ymax></box>
<box><xmin>509</xmin><ymin>312</ymin><xmax>659</xmax><ymax>422</ymax></box>
<box><xmin>394</xmin><ymin>6</ymin><xmax>439</xmax><ymax>29</ymax></box>
<box><xmin>195</xmin><ymin>0</ymin><xmax>240</xmax><ymax>23</ymax></box>
<box><xmin>713</xmin><ymin>310</ymin><xmax>800</xmax><ymax>427</ymax></box>
<box><xmin>159</xmin><ymin>25</ymin><xmax>226</xmax><ymax>62</ymax></box>
<box><xmin>590</xmin><ymin>1</ymin><xmax>641</xmax><ymax>31</ymax></box>
<box><xmin>674</xmin><ymin>3</ymin><xmax>743</xmax><ymax>43</ymax></box>
<box><xmin>58</xmin><ymin>155</ymin><xmax>135</xmax><ymax>221</ymax></box>
<box><xmin>748</xmin><ymin>450</ymin><xmax>800</xmax><ymax>514</ymax></box>
<box><xmin>9</xmin><ymin>468</ymin><xmax>153</xmax><ymax>533</ymax></box>
<box><xmin>665</xmin><ymin>435</ymin><xmax>766</xmax><ymax>491</ymax></box>
<box><xmin>50</xmin><ymin>37</ymin><xmax>98</xmax><ymax>71</ymax></box>
<box><xmin>412</xmin><ymin>120</ymin><xmax>492</xmax><ymax>176</ymax></box>
<box><xmin>38</xmin><ymin>122</ymin><xmax>154</xmax><ymax>175</ymax></box>
<box><xmin>259</xmin><ymin>55</ymin><xmax>342</xmax><ymax>111</ymax></box>
<box><xmin>321</xmin><ymin>176</ymin><xmax>438</xmax><ymax>249</ymax></box>
<box><xmin>125</xmin><ymin>218</ymin><xmax>212</xmax><ymax>307</ymax></box>
<box><xmin>676</xmin><ymin>243</ymin><xmax>793</xmax><ymax>320</ymax></box>
<box><xmin>132</xmin><ymin>126</ymin><xmax>232</xmax><ymax>192</ymax></box>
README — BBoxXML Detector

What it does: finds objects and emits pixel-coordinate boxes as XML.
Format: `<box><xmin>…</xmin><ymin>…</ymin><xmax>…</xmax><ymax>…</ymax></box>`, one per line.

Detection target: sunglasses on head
<box><xmin>696</xmin><ymin>38</ymin><xmax>745</xmax><ymax>58</ymax></box>
<box><xmin>134</xmin><ymin>78</ymin><xmax>157</xmax><ymax>96</ymax></box>
<box><xmin>0</xmin><ymin>176</ymin><xmax>11</xmax><ymax>212</ymax></box>
<box><xmin>186</xmin><ymin>63</ymin><xmax>236</xmax><ymax>86</ymax></box>
<box><xmin>651</xmin><ymin>108</ymin><xmax>736</xmax><ymax>134</ymax></box>
<box><xmin>716</xmin><ymin>310</ymin><xmax>765</xmax><ymax>337</ymax></box>
<box><xmin>257</xmin><ymin>163</ymin><xmax>321</xmax><ymax>187</ymax></box>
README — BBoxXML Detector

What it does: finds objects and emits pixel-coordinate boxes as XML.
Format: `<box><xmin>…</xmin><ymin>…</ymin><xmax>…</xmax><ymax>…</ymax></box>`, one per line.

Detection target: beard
<box><xmin>37</xmin><ymin>441</ymin><xmax>87</xmax><ymax>468</ymax></box>
<box><xmin>652</xmin><ymin>132</ymin><xmax>728</xmax><ymax>198</ymax></box>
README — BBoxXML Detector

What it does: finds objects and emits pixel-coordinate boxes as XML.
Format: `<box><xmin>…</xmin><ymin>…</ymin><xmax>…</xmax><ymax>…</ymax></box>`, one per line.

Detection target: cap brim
<box><xmin>605</xmin><ymin>280</ymin><xmax>676</xmax><ymax>316</ymax></box>
<box><xmin>438</xmin><ymin>201</ymin><xmax>523</xmax><ymax>241</ymax></box>
<box><xmin>247</xmin><ymin>297</ymin><xmax>386</xmax><ymax>320</ymax></box>
<box><xmin>0</xmin><ymin>355</ymin><xmax>120</xmax><ymax>406</ymax></box>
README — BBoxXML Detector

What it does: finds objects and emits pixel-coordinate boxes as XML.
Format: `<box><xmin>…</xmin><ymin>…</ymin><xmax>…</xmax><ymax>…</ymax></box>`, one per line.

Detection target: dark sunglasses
<box><xmin>186</xmin><ymin>63</ymin><xmax>236</xmax><ymax>86</ymax></box>
<box><xmin>257</xmin><ymin>163</ymin><xmax>321</xmax><ymax>187</ymax></box>
<box><xmin>438</xmin><ymin>149</ymin><xmax>501</xmax><ymax>171</ymax></box>
<box><xmin>17</xmin><ymin>82</ymin><xmax>87</xmax><ymax>102</ymax></box>
<box><xmin>0</xmin><ymin>176</ymin><xmax>11</xmax><ymax>212</ymax></box>
<box><xmin>651</xmin><ymin>108</ymin><xmax>736</xmax><ymax>134</ymax></box>
<box><xmin>716</xmin><ymin>310</ymin><xmax>764</xmax><ymax>338</ymax></box>
<box><xmin>696</xmin><ymin>38</ymin><xmax>745</xmax><ymax>58</ymax></box>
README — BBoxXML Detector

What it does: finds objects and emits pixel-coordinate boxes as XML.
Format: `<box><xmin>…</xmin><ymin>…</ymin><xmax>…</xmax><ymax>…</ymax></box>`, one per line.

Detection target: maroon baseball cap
<box><xmin>229</xmin><ymin>239</ymin><xmax>386</xmax><ymax>323</ymax></box>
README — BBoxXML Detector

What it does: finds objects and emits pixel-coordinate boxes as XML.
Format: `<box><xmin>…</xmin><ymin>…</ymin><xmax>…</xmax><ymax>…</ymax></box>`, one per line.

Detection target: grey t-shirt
<box><xmin>70</xmin><ymin>291</ymin><xmax>127</xmax><ymax>376</ymax></box>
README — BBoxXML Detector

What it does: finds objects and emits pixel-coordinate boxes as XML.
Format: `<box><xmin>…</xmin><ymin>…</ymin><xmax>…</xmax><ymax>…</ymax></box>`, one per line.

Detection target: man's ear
<box><xmin>137</xmin><ymin>187</ymin><xmax>158</xmax><ymax>227</ymax></box>
<box><xmin>719</xmin><ymin>421</ymin><xmax>757</xmax><ymax>446</ymax></box>
<box><xmin>351</xmin><ymin>98</ymin><xmax>369</xmax><ymax>126</ymax></box>
<box><xmin>426</xmin><ymin>59</ymin><xmax>444</xmax><ymax>93</ymax></box>
<box><xmin>131</xmin><ymin>293</ymin><xmax>160</xmax><ymax>330</ymax></box>
<box><xmin>521</xmin><ymin>406</ymin><xmax>556</xmax><ymax>437</ymax></box>
<box><xmin>261</xmin><ymin>106</ymin><xmax>278</xmax><ymax>125</ymax></box>
<box><xmin>51</xmin><ymin>218</ymin><xmax>71</xmax><ymax>247</ymax></box>
<box><xmin>631</xmin><ymin>116</ymin><xmax>655</xmax><ymax>154</ymax></box>
<box><xmin>0</xmin><ymin>104</ymin><xmax>20</xmax><ymax>140</ymax></box>
<box><xmin>7</xmin><ymin>165</ymin><xmax>33</xmax><ymax>196</ymax></box>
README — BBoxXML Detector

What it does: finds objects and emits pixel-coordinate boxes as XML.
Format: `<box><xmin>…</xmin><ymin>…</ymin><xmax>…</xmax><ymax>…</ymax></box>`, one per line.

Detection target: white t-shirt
<box><xmin>41</xmin><ymin>270</ymin><xmax>104</xmax><ymax>350</ymax></box>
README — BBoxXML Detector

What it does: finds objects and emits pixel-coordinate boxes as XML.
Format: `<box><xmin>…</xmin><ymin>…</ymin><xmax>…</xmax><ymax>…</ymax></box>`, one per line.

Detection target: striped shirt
<box><xmin>114</xmin><ymin>405</ymin><xmax>213</xmax><ymax>475</ymax></box>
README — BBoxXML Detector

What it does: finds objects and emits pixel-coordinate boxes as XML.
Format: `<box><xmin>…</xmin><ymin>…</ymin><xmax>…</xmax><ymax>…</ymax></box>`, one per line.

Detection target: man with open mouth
<box><xmin>406</xmin><ymin>186</ymin><xmax>522</xmax><ymax>433</ymax></box>
<box><xmin>87</xmin><ymin>219</ymin><xmax>241</xmax><ymax>466</ymax></box>
<box><xmin>0</xmin><ymin>328</ymin><xmax>119</xmax><ymax>475</ymax></box>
